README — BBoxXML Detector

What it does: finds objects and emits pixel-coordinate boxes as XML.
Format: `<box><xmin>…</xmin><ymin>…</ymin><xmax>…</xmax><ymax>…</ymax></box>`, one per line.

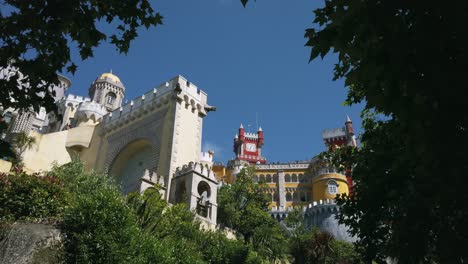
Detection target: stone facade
<box><xmin>6</xmin><ymin>72</ymin><xmax>219</xmax><ymax>226</ymax></box>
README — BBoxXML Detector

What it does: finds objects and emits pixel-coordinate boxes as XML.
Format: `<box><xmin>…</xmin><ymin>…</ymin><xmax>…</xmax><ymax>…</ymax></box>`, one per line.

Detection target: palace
<box><xmin>1</xmin><ymin>71</ymin><xmax>356</xmax><ymax>240</ymax></box>
<box><xmin>212</xmin><ymin>118</ymin><xmax>357</xmax><ymax>215</ymax></box>
<box><xmin>1</xmin><ymin>72</ymin><xmax>219</xmax><ymax>228</ymax></box>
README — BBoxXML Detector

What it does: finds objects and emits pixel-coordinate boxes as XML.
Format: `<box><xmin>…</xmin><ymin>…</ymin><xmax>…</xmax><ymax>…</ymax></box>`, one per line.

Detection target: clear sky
<box><xmin>66</xmin><ymin>0</ymin><xmax>363</xmax><ymax>163</ymax></box>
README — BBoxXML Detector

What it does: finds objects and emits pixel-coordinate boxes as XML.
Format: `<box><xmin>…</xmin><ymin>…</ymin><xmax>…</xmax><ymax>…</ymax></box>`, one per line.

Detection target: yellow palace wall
<box><xmin>214</xmin><ymin>165</ymin><xmax>349</xmax><ymax>209</ymax></box>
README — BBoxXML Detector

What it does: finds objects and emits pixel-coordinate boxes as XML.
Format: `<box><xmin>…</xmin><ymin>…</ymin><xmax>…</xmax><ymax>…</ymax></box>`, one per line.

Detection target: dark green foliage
<box><xmin>217</xmin><ymin>167</ymin><xmax>288</xmax><ymax>262</ymax></box>
<box><xmin>0</xmin><ymin>0</ymin><xmax>163</xmax><ymax>113</ymax></box>
<box><xmin>0</xmin><ymin>159</ymin><xmax>362</xmax><ymax>263</ymax></box>
<box><xmin>288</xmin><ymin>227</ymin><xmax>361</xmax><ymax>264</ymax></box>
<box><xmin>304</xmin><ymin>0</ymin><xmax>468</xmax><ymax>262</ymax></box>
<box><xmin>128</xmin><ymin>187</ymin><xmax>252</xmax><ymax>263</ymax></box>
<box><xmin>0</xmin><ymin>171</ymin><xmax>66</xmax><ymax>222</ymax></box>
<box><xmin>51</xmin><ymin>161</ymin><xmax>143</xmax><ymax>263</ymax></box>
<box><xmin>0</xmin><ymin>116</ymin><xmax>16</xmax><ymax>160</ymax></box>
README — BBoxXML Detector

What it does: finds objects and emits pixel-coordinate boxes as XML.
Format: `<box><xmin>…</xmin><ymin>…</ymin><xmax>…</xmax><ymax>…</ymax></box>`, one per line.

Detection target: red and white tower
<box><xmin>233</xmin><ymin>124</ymin><xmax>266</xmax><ymax>164</ymax></box>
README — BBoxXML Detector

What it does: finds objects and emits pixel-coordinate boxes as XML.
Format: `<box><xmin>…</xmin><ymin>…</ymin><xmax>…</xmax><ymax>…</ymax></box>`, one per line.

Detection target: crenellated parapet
<box><xmin>174</xmin><ymin>161</ymin><xmax>217</xmax><ymax>182</ymax></box>
<box><xmin>75</xmin><ymin>101</ymin><xmax>108</xmax><ymax>124</ymax></box>
<box><xmin>100</xmin><ymin>75</ymin><xmax>212</xmax><ymax>135</ymax></box>
<box><xmin>140</xmin><ymin>169</ymin><xmax>166</xmax><ymax>193</ymax></box>
<box><xmin>269</xmin><ymin>199</ymin><xmax>355</xmax><ymax>242</ymax></box>
<box><xmin>170</xmin><ymin>161</ymin><xmax>219</xmax><ymax>226</ymax></box>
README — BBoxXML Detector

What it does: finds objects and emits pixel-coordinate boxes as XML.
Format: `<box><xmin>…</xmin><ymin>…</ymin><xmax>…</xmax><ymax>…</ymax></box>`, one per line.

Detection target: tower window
<box><xmin>106</xmin><ymin>92</ymin><xmax>117</xmax><ymax>106</ymax></box>
<box><xmin>327</xmin><ymin>180</ymin><xmax>338</xmax><ymax>195</ymax></box>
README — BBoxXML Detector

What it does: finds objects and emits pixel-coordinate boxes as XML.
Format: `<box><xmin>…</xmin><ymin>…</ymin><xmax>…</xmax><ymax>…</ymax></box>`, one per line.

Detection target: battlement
<box><xmin>322</xmin><ymin>127</ymin><xmax>346</xmax><ymax>140</ymax></box>
<box><xmin>77</xmin><ymin>101</ymin><xmax>107</xmax><ymax>113</ymax></box>
<box><xmin>256</xmin><ymin>162</ymin><xmax>309</xmax><ymax>170</ymax></box>
<box><xmin>75</xmin><ymin>101</ymin><xmax>108</xmax><ymax>122</ymax></box>
<box><xmin>141</xmin><ymin>169</ymin><xmax>166</xmax><ymax>187</ymax></box>
<box><xmin>269</xmin><ymin>199</ymin><xmax>339</xmax><ymax>222</ymax></box>
<box><xmin>174</xmin><ymin>161</ymin><xmax>218</xmax><ymax>182</ymax></box>
<box><xmin>63</xmin><ymin>94</ymin><xmax>91</xmax><ymax>103</ymax></box>
<box><xmin>200</xmin><ymin>151</ymin><xmax>214</xmax><ymax>164</ymax></box>
<box><xmin>244</xmin><ymin>132</ymin><xmax>259</xmax><ymax>140</ymax></box>
<box><xmin>101</xmin><ymin>75</ymin><xmax>209</xmax><ymax>132</ymax></box>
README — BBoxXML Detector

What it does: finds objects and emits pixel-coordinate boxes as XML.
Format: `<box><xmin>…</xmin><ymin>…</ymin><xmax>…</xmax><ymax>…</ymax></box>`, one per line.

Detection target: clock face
<box><xmin>245</xmin><ymin>143</ymin><xmax>257</xmax><ymax>152</ymax></box>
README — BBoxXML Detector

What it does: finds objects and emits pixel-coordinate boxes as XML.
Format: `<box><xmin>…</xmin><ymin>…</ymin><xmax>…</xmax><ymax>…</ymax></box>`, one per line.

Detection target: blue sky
<box><xmin>66</xmin><ymin>0</ymin><xmax>363</xmax><ymax>163</ymax></box>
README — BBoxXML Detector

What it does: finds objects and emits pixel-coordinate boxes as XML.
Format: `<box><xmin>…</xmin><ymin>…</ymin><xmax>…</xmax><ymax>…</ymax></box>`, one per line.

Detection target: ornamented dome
<box><xmin>97</xmin><ymin>72</ymin><xmax>123</xmax><ymax>86</ymax></box>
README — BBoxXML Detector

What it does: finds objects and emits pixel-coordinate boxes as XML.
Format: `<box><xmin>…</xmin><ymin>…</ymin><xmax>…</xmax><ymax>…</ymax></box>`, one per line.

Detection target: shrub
<box><xmin>0</xmin><ymin>171</ymin><xmax>66</xmax><ymax>222</ymax></box>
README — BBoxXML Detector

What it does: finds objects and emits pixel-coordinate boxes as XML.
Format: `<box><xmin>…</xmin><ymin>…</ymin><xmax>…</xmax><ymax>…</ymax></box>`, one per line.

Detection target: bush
<box><xmin>0</xmin><ymin>171</ymin><xmax>66</xmax><ymax>222</ymax></box>
<box><xmin>49</xmin><ymin>162</ymin><xmax>144</xmax><ymax>263</ymax></box>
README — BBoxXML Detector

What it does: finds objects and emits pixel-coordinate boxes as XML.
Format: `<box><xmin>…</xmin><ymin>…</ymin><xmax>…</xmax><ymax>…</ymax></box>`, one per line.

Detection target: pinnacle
<box><xmin>346</xmin><ymin>115</ymin><xmax>352</xmax><ymax>122</ymax></box>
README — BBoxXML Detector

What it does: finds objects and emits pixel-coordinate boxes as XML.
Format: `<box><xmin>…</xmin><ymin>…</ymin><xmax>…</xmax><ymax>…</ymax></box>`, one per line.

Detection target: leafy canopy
<box><xmin>0</xmin><ymin>0</ymin><xmax>163</xmax><ymax>113</ymax></box>
<box><xmin>303</xmin><ymin>1</ymin><xmax>468</xmax><ymax>263</ymax></box>
<box><xmin>217</xmin><ymin>167</ymin><xmax>288</xmax><ymax>261</ymax></box>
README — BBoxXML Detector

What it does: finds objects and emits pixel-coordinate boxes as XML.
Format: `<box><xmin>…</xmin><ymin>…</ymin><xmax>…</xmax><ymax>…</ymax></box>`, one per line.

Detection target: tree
<box><xmin>217</xmin><ymin>167</ymin><xmax>288</xmax><ymax>261</ymax></box>
<box><xmin>240</xmin><ymin>0</ymin><xmax>467</xmax><ymax>261</ymax></box>
<box><xmin>300</xmin><ymin>1</ymin><xmax>467</xmax><ymax>263</ymax></box>
<box><xmin>13</xmin><ymin>131</ymin><xmax>36</xmax><ymax>158</ymax></box>
<box><xmin>0</xmin><ymin>0</ymin><xmax>163</xmax><ymax>113</ymax></box>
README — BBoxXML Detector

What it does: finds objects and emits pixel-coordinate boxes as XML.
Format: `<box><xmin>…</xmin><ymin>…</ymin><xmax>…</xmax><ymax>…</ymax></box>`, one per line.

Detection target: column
<box><xmin>277</xmin><ymin>170</ymin><xmax>286</xmax><ymax>210</ymax></box>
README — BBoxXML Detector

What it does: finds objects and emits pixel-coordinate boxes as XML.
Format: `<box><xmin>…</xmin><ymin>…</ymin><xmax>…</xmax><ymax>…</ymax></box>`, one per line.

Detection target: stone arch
<box><xmin>197</xmin><ymin>181</ymin><xmax>211</xmax><ymax>198</ymax></box>
<box><xmin>108</xmin><ymin>138</ymin><xmax>155</xmax><ymax>194</ymax></box>
<box><xmin>175</xmin><ymin>181</ymin><xmax>187</xmax><ymax>203</ymax></box>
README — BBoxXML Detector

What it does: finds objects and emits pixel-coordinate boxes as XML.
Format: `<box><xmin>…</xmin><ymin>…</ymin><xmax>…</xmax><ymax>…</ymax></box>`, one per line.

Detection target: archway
<box><xmin>109</xmin><ymin>139</ymin><xmax>154</xmax><ymax>194</ymax></box>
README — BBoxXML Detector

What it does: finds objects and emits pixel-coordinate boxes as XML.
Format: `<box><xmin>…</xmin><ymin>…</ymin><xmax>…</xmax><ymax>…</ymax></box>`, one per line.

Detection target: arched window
<box><xmin>327</xmin><ymin>180</ymin><xmax>338</xmax><ymax>195</ymax></box>
<box><xmin>286</xmin><ymin>192</ymin><xmax>292</xmax><ymax>202</ymax></box>
<box><xmin>266</xmin><ymin>174</ymin><xmax>272</xmax><ymax>183</ymax></box>
<box><xmin>285</xmin><ymin>174</ymin><xmax>291</xmax><ymax>182</ymax></box>
<box><xmin>273</xmin><ymin>174</ymin><xmax>278</xmax><ymax>183</ymax></box>
<box><xmin>273</xmin><ymin>192</ymin><xmax>279</xmax><ymax>202</ymax></box>
<box><xmin>300</xmin><ymin>192</ymin><xmax>306</xmax><ymax>202</ymax></box>
<box><xmin>299</xmin><ymin>174</ymin><xmax>305</xmax><ymax>182</ymax></box>
<box><xmin>259</xmin><ymin>174</ymin><xmax>265</xmax><ymax>182</ymax></box>
<box><xmin>293</xmin><ymin>192</ymin><xmax>299</xmax><ymax>202</ymax></box>
<box><xmin>197</xmin><ymin>181</ymin><xmax>211</xmax><ymax>218</ymax></box>
<box><xmin>291</xmin><ymin>174</ymin><xmax>298</xmax><ymax>182</ymax></box>
<box><xmin>253</xmin><ymin>175</ymin><xmax>259</xmax><ymax>183</ymax></box>
<box><xmin>106</xmin><ymin>92</ymin><xmax>117</xmax><ymax>106</ymax></box>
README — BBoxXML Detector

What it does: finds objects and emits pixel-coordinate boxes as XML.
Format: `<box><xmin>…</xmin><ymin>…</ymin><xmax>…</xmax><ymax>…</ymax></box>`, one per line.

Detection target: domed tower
<box><xmin>88</xmin><ymin>71</ymin><xmax>125</xmax><ymax>111</ymax></box>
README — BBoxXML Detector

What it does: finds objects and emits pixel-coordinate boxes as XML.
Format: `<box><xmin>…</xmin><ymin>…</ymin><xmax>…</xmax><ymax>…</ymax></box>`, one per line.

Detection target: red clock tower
<box><xmin>233</xmin><ymin>124</ymin><xmax>266</xmax><ymax>164</ymax></box>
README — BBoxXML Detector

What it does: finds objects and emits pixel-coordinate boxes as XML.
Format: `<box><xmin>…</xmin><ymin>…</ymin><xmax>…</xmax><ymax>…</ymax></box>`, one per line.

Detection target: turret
<box><xmin>239</xmin><ymin>123</ymin><xmax>245</xmax><ymax>141</ymax></box>
<box><xmin>345</xmin><ymin>115</ymin><xmax>354</xmax><ymax>136</ymax></box>
<box><xmin>231</xmin><ymin>123</ymin><xmax>266</xmax><ymax>164</ymax></box>
<box><xmin>88</xmin><ymin>71</ymin><xmax>125</xmax><ymax>111</ymax></box>
<box><xmin>344</xmin><ymin>116</ymin><xmax>357</xmax><ymax>147</ymax></box>
<box><xmin>257</xmin><ymin>126</ymin><xmax>264</xmax><ymax>147</ymax></box>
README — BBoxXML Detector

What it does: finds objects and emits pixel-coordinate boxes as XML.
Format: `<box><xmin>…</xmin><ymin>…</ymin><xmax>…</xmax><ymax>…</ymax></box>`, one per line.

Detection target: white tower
<box><xmin>88</xmin><ymin>72</ymin><xmax>125</xmax><ymax>111</ymax></box>
<box><xmin>169</xmin><ymin>162</ymin><xmax>219</xmax><ymax>226</ymax></box>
